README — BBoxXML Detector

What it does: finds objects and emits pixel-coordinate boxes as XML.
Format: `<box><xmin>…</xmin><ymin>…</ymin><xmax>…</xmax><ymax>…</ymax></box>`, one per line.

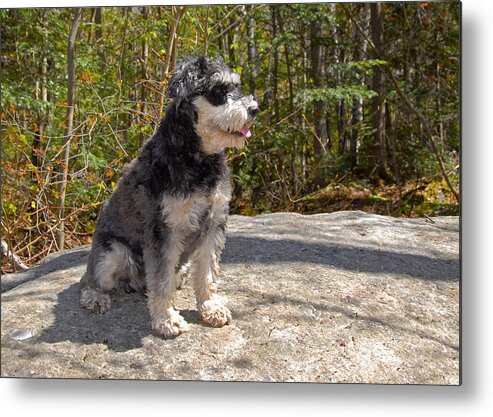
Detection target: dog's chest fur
<box><xmin>161</xmin><ymin>181</ymin><xmax>231</xmax><ymax>233</ymax></box>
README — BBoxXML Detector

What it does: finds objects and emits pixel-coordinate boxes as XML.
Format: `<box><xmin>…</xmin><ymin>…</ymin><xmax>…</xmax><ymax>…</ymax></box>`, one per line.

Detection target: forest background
<box><xmin>1</xmin><ymin>1</ymin><xmax>460</xmax><ymax>271</ymax></box>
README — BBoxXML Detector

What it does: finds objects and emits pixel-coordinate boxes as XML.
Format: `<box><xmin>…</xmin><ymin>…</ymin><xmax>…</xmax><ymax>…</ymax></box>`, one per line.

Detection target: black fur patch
<box><xmin>130</xmin><ymin>101</ymin><xmax>228</xmax><ymax>200</ymax></box>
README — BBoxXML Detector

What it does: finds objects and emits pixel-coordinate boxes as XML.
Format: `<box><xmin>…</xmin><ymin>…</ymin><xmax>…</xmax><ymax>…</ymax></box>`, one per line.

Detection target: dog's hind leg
<box><xmin>80</xmin><ymin>241</ymin><xmax>137</xmax><ymax>314</ymax></box>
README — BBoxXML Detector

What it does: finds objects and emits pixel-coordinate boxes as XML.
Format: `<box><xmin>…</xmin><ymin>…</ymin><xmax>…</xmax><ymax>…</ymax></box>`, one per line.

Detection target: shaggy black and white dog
<box><xmin>80</xmin><ymin>56</ymin><xmax>258</xmax><ymax>339</ymax></box>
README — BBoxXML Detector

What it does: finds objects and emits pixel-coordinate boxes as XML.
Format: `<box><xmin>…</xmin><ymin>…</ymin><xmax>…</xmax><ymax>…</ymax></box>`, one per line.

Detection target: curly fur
<box><xmin>79</xmin><ymin>56</ymin><xmax>258</xmax><ymax>339</ymax></box>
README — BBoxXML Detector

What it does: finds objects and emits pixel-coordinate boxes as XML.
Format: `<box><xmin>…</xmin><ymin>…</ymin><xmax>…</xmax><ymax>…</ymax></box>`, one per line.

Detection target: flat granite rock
<box><xmin>0</xmin><ymin>211</ymin><xmax>460</xmax><ymax>384</ymax></box>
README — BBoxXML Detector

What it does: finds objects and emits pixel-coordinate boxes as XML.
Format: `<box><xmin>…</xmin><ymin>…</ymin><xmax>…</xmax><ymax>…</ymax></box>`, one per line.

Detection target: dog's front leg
<box><xmin>190</xmin><ymin>230</ymin><xmax>232</xmax><ymax>328</ymax></box>
<box><xmin>144</xmin><ymin>244</ymin><xmax>189</xmax><ymax>339</ymax></box>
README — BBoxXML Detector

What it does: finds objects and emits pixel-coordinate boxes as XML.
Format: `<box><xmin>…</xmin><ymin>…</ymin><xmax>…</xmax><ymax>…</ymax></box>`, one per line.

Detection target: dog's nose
<box><xmin>248</xmin><ymin>105</ymin><xmax>259</xmax><ymax>118</ymax></box>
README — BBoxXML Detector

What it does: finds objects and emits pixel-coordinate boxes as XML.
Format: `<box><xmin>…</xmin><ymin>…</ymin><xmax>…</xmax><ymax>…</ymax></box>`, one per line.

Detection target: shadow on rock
<box><xmin>1</xmin><ymin>247</ymin><xmax>90</xmax><ymax>293</ymax></box>
<box><xmin>37</xmin><ymin>282</ymin><xmax>153</xmax><ymax>352</ymax></box>
<box><xmin>222</xmin><ymin>236</ymin><xmax>459</xmax><ymax>281</ymax></box>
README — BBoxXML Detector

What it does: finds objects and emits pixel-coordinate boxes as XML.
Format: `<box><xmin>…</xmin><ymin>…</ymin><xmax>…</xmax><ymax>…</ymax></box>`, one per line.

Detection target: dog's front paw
<box><xmin>199</xmin><ymin>296</ymin><xmax>232</xmax><ymax>328</ymax></box>
<box><xmin>153</xmin><ymin>312</ymin><xmax>190</xmax><ymax>339</ymax></box>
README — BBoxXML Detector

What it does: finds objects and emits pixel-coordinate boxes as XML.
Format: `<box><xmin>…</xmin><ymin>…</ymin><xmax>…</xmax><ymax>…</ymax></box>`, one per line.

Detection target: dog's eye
<box><xmin>218</xmin><ymin>85</ymin><xmax>233</xmax><ymax>95</ymax></box>
<box><xmin>206</xmin><ymin>85</ymin><xmax>229</xmax><ymax>106</ymax></box>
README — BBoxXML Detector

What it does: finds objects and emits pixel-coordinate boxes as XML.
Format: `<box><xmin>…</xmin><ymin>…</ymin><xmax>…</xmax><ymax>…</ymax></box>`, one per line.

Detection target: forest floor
<box><xmin>289</xmin><ymin>178</ymin><xmax>459</xmax><ymax>218</ymax></box>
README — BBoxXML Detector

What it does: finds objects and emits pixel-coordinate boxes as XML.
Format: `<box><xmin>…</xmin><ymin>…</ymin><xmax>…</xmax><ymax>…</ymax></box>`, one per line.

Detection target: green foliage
<box><xmin>300</xmin><ymin>85</ymin><xmax>379</xmax><ymax>106</ymax></box>
<box><xmin>328</xmin><ymin>59</ymin><xmax>388</xmax><ymax>77</ymax></box>
<box><xmin>1</xmin><ymin>3</ymin><xmax>460</xmax><ymax>267</ymax></box>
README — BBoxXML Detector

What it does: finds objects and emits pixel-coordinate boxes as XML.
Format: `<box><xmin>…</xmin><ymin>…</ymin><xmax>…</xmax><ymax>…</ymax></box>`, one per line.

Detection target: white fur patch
<box><xmin>94</xmin><ymin>241</ymin><xmax>137</xmax><ymax>291</ymax></box>
<box><xmin>154</xmin><ymin>313</ymin><xmax>190</xmax><ymax>339</ymax></box>
<box><xmin>161</xmin><ymin>193</ymin><xmax>209</xmax><ymax>232</ymax></box>
<box><xmin>199</xmin><ymin>295</ymin><xmax>232</xmax><ymax>327</ymax></box>
<box><xmin>212</xmin><ymin>71</ymin><xmax>241</xmax><ymax>85</ymax></box>
<box><xmin>150</xmin><ymin>302</ymin><xmax>190</xmax><ymax>339</ymax></box>
<box><xmin>193</xmin><ymin>96</ymin><xmax>251</xmax><ymax>154</ymax></box>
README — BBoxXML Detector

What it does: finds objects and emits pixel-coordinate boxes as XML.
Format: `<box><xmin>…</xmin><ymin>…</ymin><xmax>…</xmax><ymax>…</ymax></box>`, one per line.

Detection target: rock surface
<box><xmin>1</xmin><ymin>211</ymin><xmax>460</xmax><ymax>384</ymax></box>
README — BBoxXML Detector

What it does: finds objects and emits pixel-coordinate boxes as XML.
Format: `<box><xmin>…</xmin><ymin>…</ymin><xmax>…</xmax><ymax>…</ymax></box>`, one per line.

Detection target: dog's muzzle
<box><xmin>237</xmin><ymin>96</ymin><xmax>258</xmax><ymax>139</ymax></box>
<box><xmin>248</xmin><ymin>104</ymin><xmax>259</xmax><ymax>118</ymax></box>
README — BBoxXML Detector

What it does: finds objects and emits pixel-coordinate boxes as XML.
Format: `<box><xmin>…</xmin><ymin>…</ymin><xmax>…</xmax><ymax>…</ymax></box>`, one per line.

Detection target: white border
<box><xmin>2</xmin><ymin>0</ymin><xmax>492</xmax><ymax>416</ymax></box>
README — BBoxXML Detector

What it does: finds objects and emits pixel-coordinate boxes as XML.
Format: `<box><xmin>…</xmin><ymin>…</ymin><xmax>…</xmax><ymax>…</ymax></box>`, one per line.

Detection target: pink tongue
<box><xmin>240</xmin><ymin>127</ymin><xmax>252</xmax><ymax>138</ymax></box>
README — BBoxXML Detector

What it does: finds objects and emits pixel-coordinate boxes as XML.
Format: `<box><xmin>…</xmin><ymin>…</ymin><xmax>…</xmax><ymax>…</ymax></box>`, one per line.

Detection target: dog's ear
<box><xmin>168</xmin><ymin>56</ymin><xmax>209</xmax><ymax>105</ymax></box>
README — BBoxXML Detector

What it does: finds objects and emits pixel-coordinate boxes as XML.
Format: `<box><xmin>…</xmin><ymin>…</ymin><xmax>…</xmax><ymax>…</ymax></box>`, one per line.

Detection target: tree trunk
<box><xmin>32</xmin><ymin>55</ymin><xmax>47</xmax><ymax>175</ymax></box>
<box><xmin>436</xmin><ymin>62</ymin><xmax>444</xmax><ymax>153</ymax></box>
<box><xmin>95</xmin><ymin>8</ymin><xmax>103</xmax><ymax>41</ymax></box>
<box><xmin>310</xmin><ymin>17</ymin><xmax>328</xmax><ymax>161</ymax></box>
<box><xmin>139</xmin><ymin>7</ymin><xmax>149</xmax><ymax>146</ymax></box>
<box><xmin>277</xmin><ymin>9</ymin><xmax>297</xmax><ymax>194</ymax></box>
<box><xmin>300</xmin><ymin>26</ymin><xmax>308</xmax><ymax>183</ymax></box>
<box><xmin>226</xmin><ymin>14</ymin><xmax>236</xmax><ymax>67</ymax></box>
<box><xmin>32</xmin><ymin>11</ymin><xmax>49</xmax><ymax>179</ymax></box>
<box><xmin>270</xmin><ymin>5</ymin><xmax>280</xmax><ymax>124</ymax></box>
<box><xmin>349</xmin><ymin>3</ymin><xmax>370</xmax><ymax>168</ymax></box>
<box><xmin>329</xmin><ymin>5</ymin><xmax>346</xmax><ymax>154</ymax></box>
<box><xmin>226</xmin><ymin>23</ymin><xmax>243</xmax><ymax>207</ymax></box>
<box><xmin>203</xmin><ymin>6</ymin><xmax>210</xmax><ymax>56</ymax></box>
<box><xmin>370</xmin><ymin>3</ymin><xmax>389</xmax><ymax>181</ymax></box>
<box><xmin>246</xmin><ymin>9</ymin><xmax>258</xmax><ymax>95</ymax></box>
<box><xmin>386</xmin><ymin>101</ymin><xmax>400</xmax><ymax>182</ymax></box>
<box><xmin>55</xmin><ymin>7</ymin><xmax>82</xmax><ymax>251</ymax></box>
<box><xmin>95</xmin><ymin>7</ymin><xmax>104</xmax><ymax>64</ymax></box>
<box><xmin>157</xmin><ymin>6</ymin><xmax>186</xmax><ymax>119</ymax></box>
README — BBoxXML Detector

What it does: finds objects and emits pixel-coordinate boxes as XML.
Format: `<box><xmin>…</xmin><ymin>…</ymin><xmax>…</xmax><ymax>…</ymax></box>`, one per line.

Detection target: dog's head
<box><xmin>168</xmin><ymin>56</ymin><xmax>259</xmax><ymax>154</ymax></box>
